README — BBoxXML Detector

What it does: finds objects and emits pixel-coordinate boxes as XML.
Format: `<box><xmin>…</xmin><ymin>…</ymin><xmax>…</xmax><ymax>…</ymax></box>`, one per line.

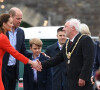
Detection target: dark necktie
<box><xmin>70</xmin><ymin>41</ymin><xmax>72</xmax><ymax>45</ymax></box>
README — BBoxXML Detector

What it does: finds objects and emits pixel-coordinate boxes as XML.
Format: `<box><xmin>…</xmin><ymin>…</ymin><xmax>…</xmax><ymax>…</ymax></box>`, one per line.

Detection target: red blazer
<box><xmin>0</xmin><ymin>33</ymin><xmax>29</xmax><ymax>90</ymax></box>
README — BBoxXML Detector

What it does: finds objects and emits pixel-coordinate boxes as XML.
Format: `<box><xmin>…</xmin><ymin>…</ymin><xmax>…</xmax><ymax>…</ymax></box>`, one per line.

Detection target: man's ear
<box><xmin>72</xmin><ymin>26</ymin><xmax>75</xmax><ymax>30</ymax></box>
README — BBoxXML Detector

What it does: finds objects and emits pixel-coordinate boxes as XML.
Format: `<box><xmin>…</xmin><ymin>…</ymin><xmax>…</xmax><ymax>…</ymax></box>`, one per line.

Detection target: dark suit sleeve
<box><xmin>79</xmin><ymin>36</ymin><xmax>95</xmax><ymax>81</ymax></box>
<box><xmin>41</xmin><ymin>49</ymin><xmax>64</xmax><ymax>69</ymax></box>
<box><xmin>45</xmin><ymin>45</ymin><xmax>54</xmax><ymax>57</ymax></box>
<box><xmin>46</xmin><ymin>68</ymin><xmax>52</xmax><ymax>90</ymax></box>
<box><xmin>92</xmin><ymin>41</ymin><xmax>99</xmax><ymax>76</ymax></box>
<box><xmin>23</xmin><ymin>64</ymin><xmax>29</xmax><ymax>90</ymax></box>
<box><xmin>45</xmin><ymin>47</ymin><xmax>50</xmax><ymax>56</ymax></box>
<box><xmin>20</xmin><ymin>30</ymin><xmax>31</xmax><ymax>58</ymax></box>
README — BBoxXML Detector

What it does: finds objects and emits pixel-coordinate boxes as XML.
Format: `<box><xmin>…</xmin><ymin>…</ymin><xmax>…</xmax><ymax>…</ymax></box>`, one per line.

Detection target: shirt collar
<box><xmin>9</xmin><ymin>28</ymin><xmax>18</xmax><ymax>33</ymax></box>
<box><xmin>57</xmin><ymin>41</ymin><xmax>62</xmax><ymax>50</ymax></box>
<box><xmin>70</xmin><ymin>33</ymin><xmax>79</xmax><ymax>42</ymax></box>
<box><xmin>32</xmin><ymin>54</ymin><xmax>40</xmax><ymax>60</ymax></box>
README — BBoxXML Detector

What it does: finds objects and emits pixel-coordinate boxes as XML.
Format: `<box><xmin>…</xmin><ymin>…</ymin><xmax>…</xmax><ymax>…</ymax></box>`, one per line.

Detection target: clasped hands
<box><xmin>28</xmin><ymin>59</ymin><xmax>42</xmax><ymax>71</ymax></box>
<box><xmin>91</xmin><ymin>76</ymin><xmax>100</xmax><ymax>90</ymax></box>
<box><xmin>78</xmin><ymin>78</ymin><xmax>85</xmax><ymax>87</ymax></box>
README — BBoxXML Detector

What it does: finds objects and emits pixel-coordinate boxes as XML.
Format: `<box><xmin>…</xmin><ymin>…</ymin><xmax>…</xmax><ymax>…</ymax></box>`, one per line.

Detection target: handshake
<box><xmin>28</xmin><ymin>59</ymin><xmax>42</xmax><ymax>71</ymax></box>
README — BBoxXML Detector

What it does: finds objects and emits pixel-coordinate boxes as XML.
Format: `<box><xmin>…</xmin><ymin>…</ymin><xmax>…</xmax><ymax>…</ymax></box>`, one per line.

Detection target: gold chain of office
<box><xmin>66</xmin><ymin>34</ymin><xmax>85</xmax><ymax>64</ymax></box>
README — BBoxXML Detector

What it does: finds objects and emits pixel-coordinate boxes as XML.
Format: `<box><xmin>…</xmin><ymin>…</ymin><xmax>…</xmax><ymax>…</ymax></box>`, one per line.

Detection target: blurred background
<box><xmin>0</xmin><ymin>0</ymin><xmax>100</xmax><ymax>36</ymax></box>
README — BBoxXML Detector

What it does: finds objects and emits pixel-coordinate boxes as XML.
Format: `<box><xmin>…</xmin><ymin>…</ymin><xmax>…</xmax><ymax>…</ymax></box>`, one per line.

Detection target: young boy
<box><xmin>23</xmin><ymin>38</ymin><xmax>52</xmax><ymax>90</ymax></box>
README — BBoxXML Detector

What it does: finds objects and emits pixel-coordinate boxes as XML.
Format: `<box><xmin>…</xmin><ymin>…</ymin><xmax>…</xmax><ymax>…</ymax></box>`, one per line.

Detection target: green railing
<box><xmin>25</xmin><ymin>39</ymin><xmax>57</xmax><ymax>52</ymax></box>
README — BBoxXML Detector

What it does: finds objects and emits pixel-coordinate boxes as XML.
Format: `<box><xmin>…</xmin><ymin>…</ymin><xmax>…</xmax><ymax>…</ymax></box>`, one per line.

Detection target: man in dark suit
<box><xmin>91</xmin><ymin>35</ymin><xmax>100</xmax><ymax>90</ymax></box>
<box><xmin>23</xmin><ymin>38</ymin><xmax>52</xmax><ymax>90</ymax></box>
<box><xmin>2</xmin><ymin>7</ymin><xmax>31</xmax><ymax>90</ymax></box>
<box><xmin>92</xmin><ymin>41</ymin><xmax>100</xmax><ymax>77</ymax></box>
<box><xmin>45</xmin><ymin>27</ymin><xmax>68</xmax><ymax>90</ymax></box>
<box><xmin>40</xmin><ymin>18</ymin><xmax>94</xmax><ymax>90</ymax></box>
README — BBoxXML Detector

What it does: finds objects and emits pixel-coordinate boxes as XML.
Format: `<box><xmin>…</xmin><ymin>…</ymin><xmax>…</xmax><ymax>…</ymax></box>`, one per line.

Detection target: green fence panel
<box><xmin>25</xmin><ymin>39</ymin><xmax>57</xmax><ymax>52</ymax></box>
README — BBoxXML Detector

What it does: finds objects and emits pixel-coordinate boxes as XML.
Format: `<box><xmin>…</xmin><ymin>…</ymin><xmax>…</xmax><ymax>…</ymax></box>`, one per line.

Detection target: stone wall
<box><xmin>1</xmin><ymin>0</ymin><xmax>100</xmax><ymax>36</ymax></box>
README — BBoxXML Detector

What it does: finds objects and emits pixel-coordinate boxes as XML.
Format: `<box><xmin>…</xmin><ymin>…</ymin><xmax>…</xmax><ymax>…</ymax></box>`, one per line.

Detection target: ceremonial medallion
<box><xmin>67</xmin><ymin>60</ymin><xmax>70</xmax><ymax>64</ymax></box>
<box><xmin>66</xmin><ymin>35</ymin><xmax>84</xmax><ymax>64</ymax></box>
<box><xmin>67</xmin><ymin>52</ymin><xmax>71</xmax><ymax>60</ymax></box>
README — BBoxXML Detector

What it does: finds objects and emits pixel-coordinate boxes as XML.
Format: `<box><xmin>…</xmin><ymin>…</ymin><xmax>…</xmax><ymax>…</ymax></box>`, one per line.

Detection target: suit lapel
<box><xmin>29</xmin><ymin>57</ymin><xmax>35</xmax><ymax>78</ymax></box>
<box><xmin>71</xmin><ymin>33</ymin><xmax>81</xmax><ymax>47</ymax></box>
<box><xmin>36</xmin><ymin>54</ymin><xmax>43</xmax><ymax>80</ymax></box>
<box><xmin>68</xmin><ymin>33</ymin><xmax>81</xmax><ymax>52</ymax></box>
<box><xmin>16</xmin><ymin>29</ymin><xmax>20</xmax><ymax>50</ymax></box>
<box><xmin>6</xmin><ymin>32</ymin><xmax>9</xmax><ymax>38</ymax></box>
<box><xmin>15</xmin><ymin>29</ymin><xmax>20</xmax><ymax>65</ymax></box>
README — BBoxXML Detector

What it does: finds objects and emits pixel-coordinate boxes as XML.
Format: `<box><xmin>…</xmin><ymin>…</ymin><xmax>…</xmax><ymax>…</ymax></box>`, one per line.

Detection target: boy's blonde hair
<box><xmin>29</xmin><ymin>38</ymin><xmax>43</xmax><ymax>47</ymax></box>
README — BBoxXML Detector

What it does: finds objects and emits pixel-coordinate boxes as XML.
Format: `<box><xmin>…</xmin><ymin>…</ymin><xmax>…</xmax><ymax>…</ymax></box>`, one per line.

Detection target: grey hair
<box><xmin>66</xmin><ymin>18</ymin><xmax>81</xmax><ymax>32</ymax></box>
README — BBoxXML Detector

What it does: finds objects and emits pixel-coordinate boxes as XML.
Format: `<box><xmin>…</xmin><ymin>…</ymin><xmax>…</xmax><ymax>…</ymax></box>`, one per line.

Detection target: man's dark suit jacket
<box><xmin>41</xmin><ymin>33</ymin><xmax>94</xmax><ymax>90</ymax></box>
<box><xmin>2</xmin><ymin>28</ymin><xmax>31</xmax><ymax>80</ymax></box>
<box><xmin>92</xmin><ymin>41</ymin><xmax>100</xmax><ymax>76</ymax></box>
<box><xmin>23</xmin><ymin>54</ymin><xmax>52</xmax><ymax>90</ymax></box>
<box><xmin>45</xmin><ymin>42</ymin><xmax>68</xmax><ymax>90</ymax></box>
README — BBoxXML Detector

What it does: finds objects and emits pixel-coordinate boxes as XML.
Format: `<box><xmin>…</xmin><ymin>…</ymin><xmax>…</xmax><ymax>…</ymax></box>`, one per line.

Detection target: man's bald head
<box><xmin>9</xmin><ymin>7</ymin><xmax>22</xmax><ymax>17</ymax></box>
<box><xmin>9</xmin><ymin>7</ymin><xmax>23</xmax><ymax>28</ymax></box>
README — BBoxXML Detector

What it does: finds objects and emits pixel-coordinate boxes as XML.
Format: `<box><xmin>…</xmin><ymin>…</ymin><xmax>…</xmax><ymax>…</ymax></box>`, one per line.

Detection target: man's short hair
<box><xmin>29</xmin><ymin>38</ymin><xmax>43</xmax><ymax>47</ymax></box>
<box><xmin>57</xmin><ymin>27</ymin><xmax>64</xmax><ymax>33</ymax></box>
<box><xmin>9</xmin><ymin>7</ymin><xmax>22</xmax><ymax>17</ymax></box>
<box><xmin>9</xmin><ymin>8</ymin><xmax>16</xmax><ymax>17</ymax></box>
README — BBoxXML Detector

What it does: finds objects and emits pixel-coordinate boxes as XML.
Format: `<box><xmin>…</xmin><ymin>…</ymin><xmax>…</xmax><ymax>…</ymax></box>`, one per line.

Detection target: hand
<box><xmin>96</xmin><ymin>80</ymin><xmax>100</xmax><ymax>90</ymax></box>
<box><xmin>78</xmin><ymin>78</ymin><xmax>85</xmax><ymax>87</ymax></box>
<box><xmin>91</xmin><ymin>76</ymin><xmax>95</xmax><ymax>84</ymax></box>
<box><xmin>28</xmin><ymin>60</ymin><xmax>42</xmax><ymax>71</ymax></box>
<box><xmin>96</xmin><ymin>84</ymin><xmax>100</xmax><ymax>90</ymax></box>
<box><xmin>41</xmin><ymin>52</ymin><xmax>50</xmax><ymax>58</ymax></box>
